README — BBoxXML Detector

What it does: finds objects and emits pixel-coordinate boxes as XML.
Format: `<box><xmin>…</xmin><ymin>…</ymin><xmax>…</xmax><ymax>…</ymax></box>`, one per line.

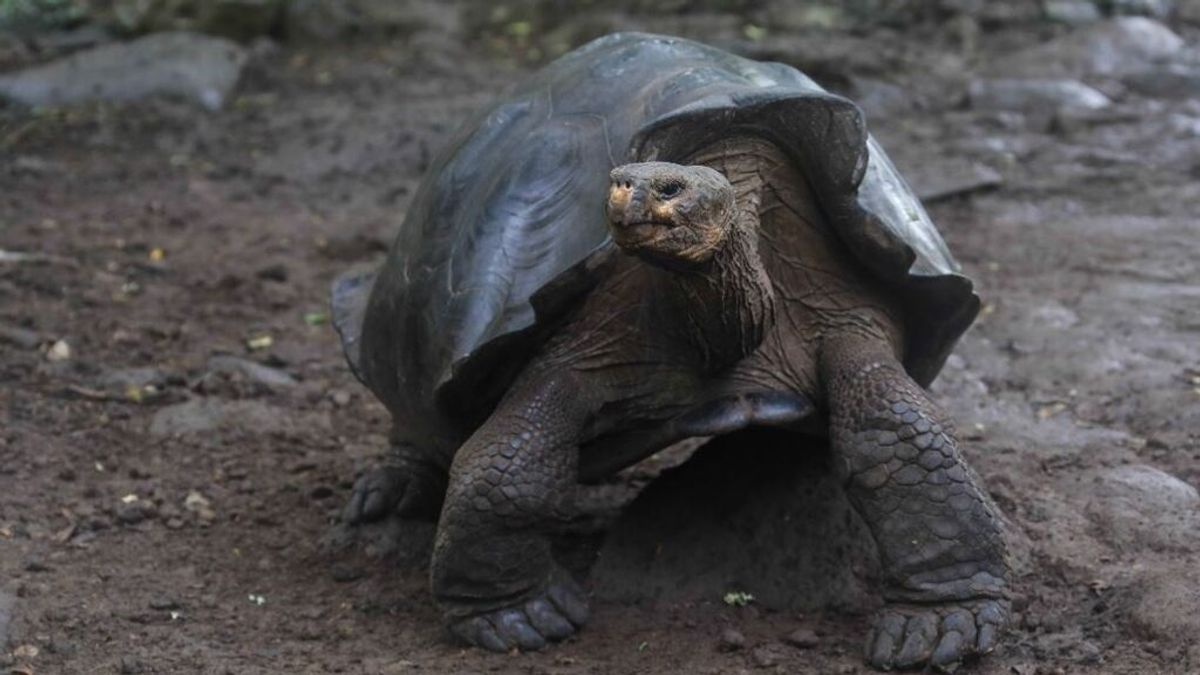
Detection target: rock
<box><xmin>750</xmin><ymin>645</ymin><xmax>779</xmax><ymax>668</ymax></box>
<box><xmin>148</xmin><ymin>597</ymin><xmax>180</xmax><ymax>611</ymax></box>
<box><xmin>718</xmin><ymin>627</ymin><xmax>747</xmax><ymax>652</ymax></box>
<box><xmin>782</xmin><ymin>627</ymin><xmax>820</xmax><ymax>648</ymax></box>
<box><xmin>0</xmin><ymin>32</ymin><xmax>248</xmax><ymax>111</ymax></box>
<box><xmin>990</xmin><ymin>17</ymin><xmax>1184</xmax><ymax>78</ymax></box>
<box><xmin>44</xmin><ymin>339</ymin><xmax>71</xmax><ymax>362</ymax></box>
<box><xmin>149</xmin><ymin>398</ymin><xmax>314</xmax><ymax>437</ymax></box>
<box><xmin>1085</xmin><ymin>464</ymin><xmax>1200</xmax><ymax>551</ymax></box>
<box><xmin>1126</xmin><ymin>566</ymin><xmax>1200</xmax><ymax>642</ymax></box>
<box><xmin>592</xmin><ymin>429</ymin><xmax>879</xmax><ymax>614</ymax></box>
<box><xmin>1123</xmin><ymin>64</ymin><xmax>1200</xmax><ymax>99</ymax></box>
<box><xmin>909</xmin><ymin>157</ymin><xmax>1004</xmax><ymax>202</ymax></box>
<box><xmin>22</xmin><ymin>558</ymin><xmax>50</xmax><ymax>573</ymax></box>
<box><xmin>255</xmin><ymin>263</ymin><xmax>289</xmax><ymax>282</ymax></box>
<box><xmin>1043</xmin><ymin>0</ymin><xmax>1103</xmax><ymax>24</ymax></box>
<box><xmin>206</xmin><ymin>355</ymin><xmax>297</xmax><ymax>389</ymax></box>
<box><xmin>330</xmin><ymin>563</ymin><xmax>366</xmax><ymax>583</ymax></box>
<box><xmin>0</xmin><ymin>323</ymin><xmax>41</xmax><ymax>349</ymax></box>
<box><xmin>116</xmin><ymin>500</ymin><xmax>157</xmax><ymax>525</ymax></box>
<box><xmin>1109</xmin><ymin>0</ymin><xmax>1173</xmax><ymax>17</ymax></box>
<box><xmin>183</xmin><ymin>491</ymin><xmax>215</xmax><ymax>521</ymax></box>
<box><xmin>98</xmin><ymin>367</ymin><xmax>172</xmax><ymax>392</ymax></box>
<box><xmin>847</xmin><ymin>76</ymin><xmax>914</xmax><ymax>120</ymax></box>
<box><xmin>0</xmin><ymin>589</ymin><xmax>15</xmax><ymax>650</ymax></box>
<box><xmin>284</xmin><ymin>0</ymin><xmax>459</xmax><ymax>43</ymax></box>
<box><xmin>968</xmin><ymin>78</ymin><xmax>1112</xmax><ymax>113</ymax></box>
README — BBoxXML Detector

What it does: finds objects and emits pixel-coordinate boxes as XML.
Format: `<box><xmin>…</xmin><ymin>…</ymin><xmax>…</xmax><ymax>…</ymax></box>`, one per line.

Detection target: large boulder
<box><xmin>1085</xmin><ymin>464</ymin><xmax>1200</xmax><ymax>552</ymax></box>
<box><xmin>988</xmin><ymin>17</ymin><xmax>1184</xmax><ymax>78</ymax></box>
<box><xmin>0</xmin><ymin>32</ymin><xmax>247</xmax><ymax>110</ymax></box>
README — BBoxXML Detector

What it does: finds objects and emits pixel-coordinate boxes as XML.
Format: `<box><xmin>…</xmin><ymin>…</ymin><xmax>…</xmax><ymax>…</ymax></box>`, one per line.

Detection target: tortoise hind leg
<box><xmin>432</xmin><ymin>369</ymin><xmax>596</xmax><ymax>651</ymax></box>
<box><xmin>343</xmin><ymin>438</ymin><xmax>448</xmax><ymax>524</ymax></box>
<box><xmin>820</xmin><ymin>336</ymin><xmax>1010</xmax><ymax>671</ymax></box>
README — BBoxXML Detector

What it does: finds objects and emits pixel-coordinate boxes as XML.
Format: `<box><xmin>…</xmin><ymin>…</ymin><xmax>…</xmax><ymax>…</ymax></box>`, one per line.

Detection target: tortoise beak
<box><xmin>607</xmin><ymin>180</ymin><xmax>648</xmax><ymax>228</ymax></box>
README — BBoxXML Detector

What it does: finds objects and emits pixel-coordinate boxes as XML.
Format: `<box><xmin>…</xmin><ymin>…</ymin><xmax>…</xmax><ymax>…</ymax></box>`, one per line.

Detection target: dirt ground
<box><xmin>3</xmin><ymin>7</ymin><xmax>1200</xmax><ymax>675</ymax></box>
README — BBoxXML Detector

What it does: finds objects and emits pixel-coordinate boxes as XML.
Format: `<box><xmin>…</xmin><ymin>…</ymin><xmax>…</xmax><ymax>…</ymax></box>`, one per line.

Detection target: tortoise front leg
<box><xmin>821</xmin><ymin>336</ymin><xmax>1010</xmax><ymax>671</ymax></box>
<box><xmin>431</xmin><ymin>370</ymin><xmax>594</xmax><ymax>651</ymax></box>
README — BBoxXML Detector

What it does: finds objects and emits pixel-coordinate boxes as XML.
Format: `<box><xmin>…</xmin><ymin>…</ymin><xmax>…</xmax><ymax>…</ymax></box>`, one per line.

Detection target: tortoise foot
<box><xmin>865</xmin><ymin>598</ymin><xmax>1009</xmax><ymax>671</ymax></box>
<box><xmin>449</xmin><ymin>576</ymin><xmax>589</xmax><ymax>652</ymax></box>
<box><xmin>343</xmin><ymin>460</ymin><xmax>444</xmax><ymax>524</ymax></box>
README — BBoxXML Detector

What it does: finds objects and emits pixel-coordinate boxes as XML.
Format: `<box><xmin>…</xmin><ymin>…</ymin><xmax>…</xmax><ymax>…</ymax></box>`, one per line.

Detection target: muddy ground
<box><xmin>3</xmin><ymin>6</ymin><xmax>1200</xmax><ymax>674</ymax></box>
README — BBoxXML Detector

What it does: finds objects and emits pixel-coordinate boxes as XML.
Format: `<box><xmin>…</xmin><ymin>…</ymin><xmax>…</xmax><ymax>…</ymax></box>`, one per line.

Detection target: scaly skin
<box><xmin>431</xmin><ymin>371</ymin><xmax>596</xmax><ymax>648</ymax></box>
<box><xmin>344</xmin><ymin>137</ymin><xmax>1010</xmax><ymax>670</ymax></box>
<box><xmin>822</xmin><ymin>336</ymin><xmax>1010</xmax><ymax>670</ymax></box>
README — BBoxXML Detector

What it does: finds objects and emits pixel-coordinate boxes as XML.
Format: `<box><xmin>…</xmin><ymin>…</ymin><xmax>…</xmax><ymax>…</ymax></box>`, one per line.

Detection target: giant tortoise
<box><xmin>331</xmin><ymin>32</ymin><xmax>1010</xmax><ymax>671</ymax></box>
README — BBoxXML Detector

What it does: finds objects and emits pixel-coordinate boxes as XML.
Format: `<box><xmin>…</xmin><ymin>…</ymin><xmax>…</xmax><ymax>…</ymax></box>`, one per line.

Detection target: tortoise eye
<box><xmin>658</xmin><ymin>182</ymin><xmax>684</xmax><ymax>199</ymax></box>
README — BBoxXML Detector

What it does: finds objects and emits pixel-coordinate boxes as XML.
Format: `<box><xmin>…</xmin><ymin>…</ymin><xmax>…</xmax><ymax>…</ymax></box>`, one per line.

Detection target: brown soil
<box><xmin>3</xmin><ymin>18</ymin><xmax>1199</xmax><ymax>675</ymax></box>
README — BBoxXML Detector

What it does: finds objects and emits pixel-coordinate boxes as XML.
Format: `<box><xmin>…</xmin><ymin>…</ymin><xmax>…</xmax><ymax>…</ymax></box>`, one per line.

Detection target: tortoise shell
<box><xmin>332</xmin><ymin>32</ymin><xmax>979</xmax><ymax>421</ymax></box>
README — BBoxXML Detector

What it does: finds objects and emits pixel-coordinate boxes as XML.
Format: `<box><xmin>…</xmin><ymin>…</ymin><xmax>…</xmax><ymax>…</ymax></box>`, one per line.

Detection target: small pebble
<box><xmin>149</xmin><ymin>597</ymin><xmax>180</xmax><ymax>611</ymax></box>
<box><xmin>45</xmin><ymin>339</ymin><xmax>71</xmax><ymax>361</ymax></box>
<box><xmin>330</xmin><ymin>564</ymin><xmax>366</xmax><ymax>583</ymax></box>
<box><xmin>256</xmin><ymin>263</ymin><xmax>289</xmax><ymax>282</ymax></box>
<box><xmin>719</xmin><ymin>627</ymin><xmax>746</xmax><ymax>652</ymax></box>
<box><xmin>116</xmin><ymin>505</ymin><xmax>145</xmax><ymax>525</ymax></box>
<box><xmin>0</xmin><ymin>323</ymin><xmax>41</xmax><ymax>349</ymax></box>
<box><xmin>782</xmin><ymin>627</ymin><xmax>820</xmax><ymax>649</ymax></box>
<box><xmin>23</xmin><ymin>558</ymin><xmax>51</xmax><ymax>573</ymax></box>
<box><xmin>751</xmin><ymin>646</ymin><xmax>779</xmax><ymax>668</ymax></box>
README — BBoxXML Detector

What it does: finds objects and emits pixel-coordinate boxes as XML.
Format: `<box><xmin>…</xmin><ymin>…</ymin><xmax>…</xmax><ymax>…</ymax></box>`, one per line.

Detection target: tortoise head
<box><xmin>606</xmin><ymin>162</ymin><xmax>736</xmax><ymax>269</ymax></box>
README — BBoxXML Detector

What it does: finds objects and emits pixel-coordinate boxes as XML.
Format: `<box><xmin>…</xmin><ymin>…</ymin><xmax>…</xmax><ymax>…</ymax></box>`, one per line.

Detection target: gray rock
<box><xmin>592</xmin><ymin>429</ymin><xmax>879</xmax><ymax>614</ymax></box>
<box><xmin>98</xmin><ymin>367</ymin><xmax>170</xmax><ymax>391</ymax></box>
<box><xmin>0</xmin><ymin>323</ymin><xmax>41</xmax><ymax>349</ymax></box>
<box><xmin>719</xmin><ymin>627</ymin><xmax>747</xmax><ymax>652</ymax></box>
<box><xmin>149</xmin><ymin>398</ymin><xmax>315</xmax><ymax>437</ymax></box>
<box><xmin>1125</xmin><ymin>566</ymin><xmax>1200</xmax><ymax>642</ymax></box>
<box><xmin>990</xmin><ymin>17</ymin><xmax>1184</xmax><ymax>78</ymax></box>
<box><xmin>0</xmin><ymin>32</ymin><xmax>247</xmax><ymax>111</ymax></box>
<box><xmin>781</xmin><ymin>627</ymin><xmax>820</xmax><ymax>649</ymax></box>
<box><xmin>909</xmin><ymin>157</ymin><xmax>1004</xmax><ymax>202</ymax></box>
<box><xmin>1123</xmin><ymin>64</ymin><xmax>1200</xmax><ymax>99</ymax></box>
<box><xmin>1109</xmin><ymin>0</ymin><xmax>1173</xmax><ymax>17</ymax></box>
<box><xmin>0</xmin><ymin>589</ymin><xmax>14</xmax><ymax>650</ymax></box>
<box><xmin>1085</xmin><ymin>464</ymin><xmax>1200</xmax><ymax>551</ymax></box>
<box><xmin>969</xmin><ymin>78</ymin><xmax>1112</xmax><ymax>113</ymax></box>
<box><xmin>848</xmin><ymin>76</ymin><xmax>915</xmax><ymax>120</ymax></box>
<box><xmin>284</xmin><ymin>0</ymin><xmax>458</xmax><ymax>43</ymax></box>
<box><xmin>750</xmin><ymin>645</ymin><xmax>779</xmax><ymax>667</ymax></box>
<box><xmin>206</xmin><ymin>355</ymin><xmax>297</xmax><ymax>389</ymax></box>
<box><xmin>1043</xmin><ymin>0</ymin><xmax>1103</xmax><ymax>24</ymax></box>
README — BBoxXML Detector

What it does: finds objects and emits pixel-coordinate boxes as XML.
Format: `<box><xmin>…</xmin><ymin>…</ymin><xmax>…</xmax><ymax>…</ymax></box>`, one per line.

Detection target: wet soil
<box><xmin>3</xmin><ymin>17</ymin><xmax>1200</xmax><ymax>675</ymax></box>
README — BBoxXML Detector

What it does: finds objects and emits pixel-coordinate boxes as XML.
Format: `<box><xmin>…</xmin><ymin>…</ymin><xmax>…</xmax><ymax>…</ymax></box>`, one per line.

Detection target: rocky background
<box><xmin>2</xmin><ymin>0</ymin><xmax>1200</xmax><ymax>673</ymax></box>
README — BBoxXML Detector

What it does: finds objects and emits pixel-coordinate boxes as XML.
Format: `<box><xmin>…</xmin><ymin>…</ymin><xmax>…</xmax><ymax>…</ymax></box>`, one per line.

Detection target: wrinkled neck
<box><xmin>667</xmin><ymin>165</ymin><xmax>774</xmax><ymax>371</ymax></box>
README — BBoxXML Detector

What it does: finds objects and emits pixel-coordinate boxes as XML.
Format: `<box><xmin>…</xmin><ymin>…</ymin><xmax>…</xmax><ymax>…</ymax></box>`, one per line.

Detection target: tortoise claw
<box><xmin>448</xmin><ymin>577</ymin><xmax>589</xmax><ymax>653</ymax></box>
<box><xmin>343</xmin><ymin>466</ymin><xmax>407</xmax><ymax>524</ymax></box>
<box><xmin>864</xmin><ymin>598</ymin><xmax>1009</xmax><ymax>672</ymax></box>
